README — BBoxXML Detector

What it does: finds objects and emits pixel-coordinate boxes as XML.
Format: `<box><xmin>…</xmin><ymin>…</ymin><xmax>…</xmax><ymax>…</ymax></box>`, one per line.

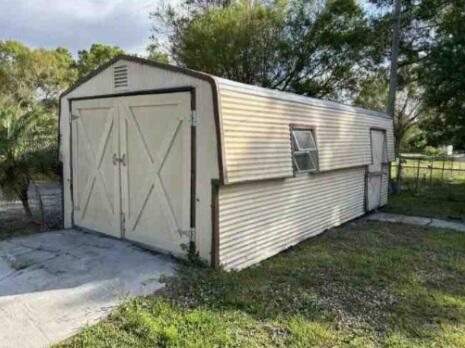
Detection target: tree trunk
<box><xmin>394</xmin><ymin>140</ymin><xmax>401</xmax><ymax>159</ymax></box>
<box><xmin>18</xmin><ymin>185</ymin><xmax>33</xmax><ymax>219</ymax></box>
<box><xmin>387</xmin><ymin>0</ymin><xmax>402</xmax><ymax>117</ymax></box>
<box><xmin>33</xmin><ymin>182</ymin><xmax>46</xmax><ymax>231</ymax></box>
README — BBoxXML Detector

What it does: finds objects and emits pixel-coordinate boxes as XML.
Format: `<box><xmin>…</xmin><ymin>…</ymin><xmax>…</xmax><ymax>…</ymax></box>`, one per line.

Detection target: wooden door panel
<box><xmin>71</xmin><ymin>99</ymin><xmax>121</xmax><ymax>237</ymax></box>
<box><xmin>120</xmin><ymin>93</ymin><xmax>191</xmax><ymax>254</ymax></box>
<box><xmin>367</xmin><ymin>130</ymin><xmax>386</xmax><ymax>211</ymax></box>
<box><xmin>367</xmin><ymin>175</ymin><xmax>382</xmax><ymax>211</ymax></box>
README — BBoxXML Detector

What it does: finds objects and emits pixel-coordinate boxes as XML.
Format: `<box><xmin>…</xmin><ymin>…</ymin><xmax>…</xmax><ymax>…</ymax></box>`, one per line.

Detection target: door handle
<box><xmin>112</xmin><ymin>154</ymin><xmax>126</xmax><ymax>166</ymax></box>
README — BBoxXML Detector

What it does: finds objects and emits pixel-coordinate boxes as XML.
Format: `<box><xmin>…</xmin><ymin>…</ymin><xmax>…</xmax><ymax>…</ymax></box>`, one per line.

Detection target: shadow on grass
<box><xmin>58</xmin><ymin>220</ymin><xmax>465</xmax><ymax>347</ymax></box>
<box><xmin>384</xmin><ymin>181</ymin><xmax>465</xmax><ymax>222</ymax></box>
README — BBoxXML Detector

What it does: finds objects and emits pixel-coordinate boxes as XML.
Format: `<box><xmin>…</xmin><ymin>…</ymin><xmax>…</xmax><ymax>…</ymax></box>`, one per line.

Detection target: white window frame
<box><xmin>290</xmin><ymin>125</ymin><xmax>319</xmax><ymax>174</ymax></box>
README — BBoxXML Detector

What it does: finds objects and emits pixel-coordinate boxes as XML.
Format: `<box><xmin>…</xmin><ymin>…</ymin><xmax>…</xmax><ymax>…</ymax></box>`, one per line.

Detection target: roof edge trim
<box><xmin>214</xmin><ymin>77</ymin><xmax>391</xmax><ymax>119</ymax></box>
<box><xmin>60</xmin><ymin>55</ymin><xmax>216</xmax><ymax>99</ymax></box>
<box><xmin>59</xmin><ymin>54</ymin><xmax>227</xmax><ymax>185</ymax></box>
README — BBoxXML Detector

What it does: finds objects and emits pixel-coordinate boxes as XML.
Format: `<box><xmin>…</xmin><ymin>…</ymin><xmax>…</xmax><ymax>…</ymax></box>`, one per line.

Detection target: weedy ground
<box><xmin>58</xmin><ymin>220</ymin><xmax>465</xmax><ymax>347</ymax></box>
<box><xmin>383</xmin><ymin>181</ymin><xmax>465</xmax><ymax>222</ymax></box>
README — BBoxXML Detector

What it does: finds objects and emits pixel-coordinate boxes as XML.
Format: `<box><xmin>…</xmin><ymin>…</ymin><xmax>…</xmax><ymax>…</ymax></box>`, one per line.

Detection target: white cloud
<box><xmin>0</xmin><ymin>0</ymin><xmax>157</xmax><ymax>56</ymax></box>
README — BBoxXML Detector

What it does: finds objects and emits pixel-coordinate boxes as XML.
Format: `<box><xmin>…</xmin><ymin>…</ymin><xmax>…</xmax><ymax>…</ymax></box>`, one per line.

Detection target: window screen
<box><xmin>291</xmin><ymin>127</ymin><xmax>319</xmax><ymax>173</ymax></box>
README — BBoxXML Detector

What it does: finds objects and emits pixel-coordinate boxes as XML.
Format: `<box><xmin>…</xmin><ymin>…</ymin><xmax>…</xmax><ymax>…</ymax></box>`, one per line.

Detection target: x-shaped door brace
<box><xmin>123</xmin><ymin>105</ymin><xmax>183</xmax><ymax>235</ymax></box>
<box><xmin>73</xmin><ymin>107</ymin><xmax>116</xmax><ymax>224</ymax></box>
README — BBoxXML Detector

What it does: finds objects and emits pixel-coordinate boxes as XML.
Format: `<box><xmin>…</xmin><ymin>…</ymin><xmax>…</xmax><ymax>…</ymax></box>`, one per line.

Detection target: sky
<box><xmin>0</xmin><ymin>0</ymin><xmax>158</xmax><ymax>56</ymax></box>
<box><xmin>0</xmin><ymin>0</ymin><xmax>385</xmax><ymax>58</ymax></box>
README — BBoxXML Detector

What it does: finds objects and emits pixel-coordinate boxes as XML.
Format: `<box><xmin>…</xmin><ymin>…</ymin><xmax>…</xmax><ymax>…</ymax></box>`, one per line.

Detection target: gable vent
<box><xmin>113</xmin><ymin>65</ymin><xmax>128</xmax><ymax>89</ymax></box>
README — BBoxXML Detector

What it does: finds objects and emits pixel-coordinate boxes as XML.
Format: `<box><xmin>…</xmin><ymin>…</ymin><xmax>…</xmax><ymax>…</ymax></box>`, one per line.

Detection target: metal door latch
<box><xmin>112</xmin><ymin>154</ymin><xmax>127</xmax><ymax>166</ymax></box>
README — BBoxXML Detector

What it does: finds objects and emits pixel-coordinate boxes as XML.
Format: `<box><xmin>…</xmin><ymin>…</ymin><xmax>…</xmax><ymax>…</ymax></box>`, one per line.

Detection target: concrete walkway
<box><xmin>0</xmin><ymin>230</ymin><xmax>176</xmax><ymax>348</ymax></box>
<box><xmin>367</xmin><ymin>212</ymin><xmax>465</xmax><ymax>232</ymax></box>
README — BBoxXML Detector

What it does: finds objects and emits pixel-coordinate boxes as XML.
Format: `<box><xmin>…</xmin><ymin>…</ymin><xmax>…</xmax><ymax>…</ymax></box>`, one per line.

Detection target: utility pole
<box><xmin>387</xmin><ymin>0</ymin><xmax>402</xmax><ymax>117</ymax></box>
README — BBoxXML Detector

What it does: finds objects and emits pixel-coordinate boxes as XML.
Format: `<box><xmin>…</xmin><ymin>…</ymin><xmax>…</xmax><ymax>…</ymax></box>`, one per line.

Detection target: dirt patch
<box><xmin>0</xmin><ymin>182</ymin><xmax>62</xmax><ymax>239</ymax></box>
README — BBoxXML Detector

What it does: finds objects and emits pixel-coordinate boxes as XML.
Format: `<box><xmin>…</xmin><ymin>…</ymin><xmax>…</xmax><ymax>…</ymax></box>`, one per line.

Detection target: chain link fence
<box><xmin>392</xmin><ymin>154</ymin><xmax>465</xmax><ymax>192</ymax></box>
<box><xmin>0</xmin><ymin>181</ymin><xmax>62</xmax><ymax>236</ymax></box>
<box><xmin>387</xmin><ymin>154</ymin><xmax>465</xmax><ymax>222</ymax></box>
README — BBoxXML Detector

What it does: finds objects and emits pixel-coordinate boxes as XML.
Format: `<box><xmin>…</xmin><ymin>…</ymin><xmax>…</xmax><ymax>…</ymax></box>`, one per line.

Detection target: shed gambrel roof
<box><xmin>61</xmin><ymin>55</ymin><xmax>393</xmax><ymax>185</ymax></box>
<box><xmin>62</xmin><ymin>55</ymin><xmax>390</xmax><ymax>119</ymax></box>
<box><xmin>61</xmin><ymin>55</ymin><xmax>218</xmax><ymax>98</ymax></box>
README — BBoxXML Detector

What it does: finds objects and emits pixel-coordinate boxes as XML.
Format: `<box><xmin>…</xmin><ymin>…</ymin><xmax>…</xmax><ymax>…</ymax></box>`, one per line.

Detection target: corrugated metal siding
<box><xmin>380</xmin><ymin>164</ymin><xmax>389</xmax><ymax>206</ymax></box>
<box><xmin>219</xmin><ymin>167</ymin><xmax>366</xmax><ymax>270</ymax></box>
<box><xmin>216</xmin><ymin>79</ymin><xmax>395</xmax><ymax>184</ymax></box>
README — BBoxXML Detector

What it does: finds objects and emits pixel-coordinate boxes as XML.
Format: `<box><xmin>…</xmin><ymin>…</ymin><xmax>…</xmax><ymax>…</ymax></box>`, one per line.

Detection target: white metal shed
<box><xmin>60</xmin><ymin>55</ymin><xmax>394</xmax><ymax>270</ymax></box>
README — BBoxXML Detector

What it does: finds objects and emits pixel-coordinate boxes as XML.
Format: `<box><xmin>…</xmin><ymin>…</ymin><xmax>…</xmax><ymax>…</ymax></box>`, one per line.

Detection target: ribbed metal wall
<box><xmin>216</xmin><ymin>79</ymin><xmax>395</xmax><ymax>184</ymax></box>
<box><xmin>219</xmin><ymin>167</ymin><xmax>366</xmax><ymax>270</ymax></box>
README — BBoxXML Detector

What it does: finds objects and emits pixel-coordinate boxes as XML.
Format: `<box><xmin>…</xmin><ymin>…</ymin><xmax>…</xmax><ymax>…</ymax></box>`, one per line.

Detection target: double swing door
<box><xmin>70</xmin><ymin>92</ymin><xmax>192</xmax><ymax>254</ymax></box>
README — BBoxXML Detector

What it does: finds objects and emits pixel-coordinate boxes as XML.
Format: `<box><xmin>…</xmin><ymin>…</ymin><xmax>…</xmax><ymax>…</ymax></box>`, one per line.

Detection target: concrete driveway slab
<box><xmin>0</xmin><ymin>229</ymin><xmax>177</xmax><ymax>348</ymax></box>
<box><xmin>367</xmin><ymin>212</ymin><xmax>465</xmax><ymax>232</ymax></box>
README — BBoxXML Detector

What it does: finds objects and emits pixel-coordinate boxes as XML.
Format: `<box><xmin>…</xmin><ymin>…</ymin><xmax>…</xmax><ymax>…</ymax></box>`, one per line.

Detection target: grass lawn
<box><xmin>382</xmin><ymin>182</ymin><xmax>465</xmax><ymax>222</ymax></box>
<box><xmin>57</xmin><ymin>220</ymin><xmax>465</xmax><ymax>347</ymax></box>
<box><xmin>387</xmin><ymin>155</ymin><xmax>465</xmax><ymax>221</ymax></box>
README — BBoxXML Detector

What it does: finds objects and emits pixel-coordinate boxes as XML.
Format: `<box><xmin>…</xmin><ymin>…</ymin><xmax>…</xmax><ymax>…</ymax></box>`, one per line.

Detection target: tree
<box><xmin>0</xmin><ymin>41</ymin><xmax>75</xmax><ymax>105</ymax></box>
<box><xmin>355</xmin><ymin>71</ymin><xmax>428</xmax><ymax>156</ymax></box>
<box><xmin>146</xmin><ymin>44</ymin><xmax>169</xmax><ymax>64</ymax></box>
<box><xmin>367</xmin><ymin>0</ymin><xmax>445</xmax><ymax>74</ymax></box>
<box><xmin>74</xmin><ymin>44</ymin><xmax>125</xmax><ymax>79</ymax></box>
<box><xmin>273</xmin><ymin>0</ymin><xmax>375</xmax><ymax>100</ymax></box>
<box><xmin>0</xmin><ymin>41</ymin><xmax>71</xmax><ymax>217</ymax></box>
<box><xmin>151</xmin><ymin>0</ymin><xmax>375</xmax><ymax>101</ymax></box>
<box><xmin>368</xmin><ymin>1</ymin><xmax>465</xmax><ymax>148</ymax></box>
<box><xmin>0</xmin><ymin>96</ymin><xmax>57</xmax><ymax>218</ymax></box>
<box><xmin>386</xmin><ymin>0</ymin><xmax>402</xmax><ymax>117</ymax></box>
<box><xmin>420</xmin><ymin>2</ymin><xmax>465</xmax><ymax>149</ymax></box>
<box><xmin>155</xmin><ymin>0</ymin><xmax>286</xmax><ymax>85</ymax></box>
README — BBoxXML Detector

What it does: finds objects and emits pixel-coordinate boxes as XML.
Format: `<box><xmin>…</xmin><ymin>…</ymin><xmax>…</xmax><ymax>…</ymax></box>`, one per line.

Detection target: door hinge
<box><xmin>178</xmin><ymin>227</ymin><xmax>196</xmax><ymax>242</ymax></box>
<box><xmin>71</xmin><ymin>114</ymin><xmax>79</xmax><ymax>120</ymax></box>
<box><xmin>184</xmin><ymin>111</ymin><xmax>197</xmax><ymax>126</ymax></box>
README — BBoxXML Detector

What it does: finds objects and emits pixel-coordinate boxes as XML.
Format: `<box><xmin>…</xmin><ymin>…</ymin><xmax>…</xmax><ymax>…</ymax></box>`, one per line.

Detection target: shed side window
<box><xmin>291</xmin><ymin>127</ymin><xmax>319</xmax><ymax>173</ymax></box>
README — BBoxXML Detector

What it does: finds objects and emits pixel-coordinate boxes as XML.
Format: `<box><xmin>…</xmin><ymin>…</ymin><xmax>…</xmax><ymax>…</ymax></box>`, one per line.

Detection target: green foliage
<box><xmin>58</xmin><ymin>221</ymin><xmax>465</xmax><ymax>347</ymax></box>
<box><xmin>422</xmin><ymin>145</ymin><xmax>445</xmax><ymax>157</ymax></box>
<box><xmin>167</xmin><ymin>1</ymin><xmax>286</xmax><ymax>85</ymax></box>
<box><xmin>355</xmin><ymin>71</ymin><xmax>430</xmax><ymax>155</ymax></box>
<box><xmin>146</xmin><ymin>44</ymin><xmax>169</xmax><ymax>64</ymax></box>
<box><xmin>388</xmin><ymin>158</ymin><xmax>465</xmax><ymax>220</ymax></box>
<box><xmin>368</xmin><ymin>0</ymin><xmax>465</xmax><ymax>149</ymax></box>
<box><xmin>152</xmin><ymin>0</ymin><xmax>374</xmax><ymax>100</ymax></box>
<box><xmin>73</xmin><ymin>43</ymin><xmax>125</xmax><ymax>79</ymax></box>
<box><xmin>367</xmin><ymin>0</ymin><xmax>444</xmax><ymax>76</ymax></box>
<box><xmin>0</xmin><ymin>41</ymin><xmax>69</xmax><ymax>215</ymax></box>
<box><xmin>420</xmin><ymin>2</ymin><xmax>465</xmax><ymax>149</ymax></box>
<box><xmin>180</xmin><ymin>241</ymin><xmax>206</xmax><ymax>267</ymax></box>
<box><xmin>278</xmin><ymin>0</ymin><xmax>373</xmax><ymax>99</ymax></box>
<box><xmin>402</xmin><ymin>125</ymin><xmax>428</xmax><ymax>153</ymax></box>
<box><xmin>384</xmin><ymin>182</ymin><xmax>465</xmax><ymax>222</ymax></box>
<box><xmin>0</xmin><ymin>41</ymin><xmax>130</xmax><ymax>216</ymax></box>
<box><xmin>0</xmin><ymin>40</ymin><xmax>75</xmax><ymax>104</ymax></box>
<box><xmin>353</xmin><ymin>72</ymin><xmax>389</xmax><ymax>112</ymax></box>
<box><xmin>151</xmin><ymin>0</ymin><xmax>461</xmax><ymax>147</ymax></box>
<box><xmin>0</xmin><ymin>95</ymin><xmax>57</xmax><ymax>213</ymax></box>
